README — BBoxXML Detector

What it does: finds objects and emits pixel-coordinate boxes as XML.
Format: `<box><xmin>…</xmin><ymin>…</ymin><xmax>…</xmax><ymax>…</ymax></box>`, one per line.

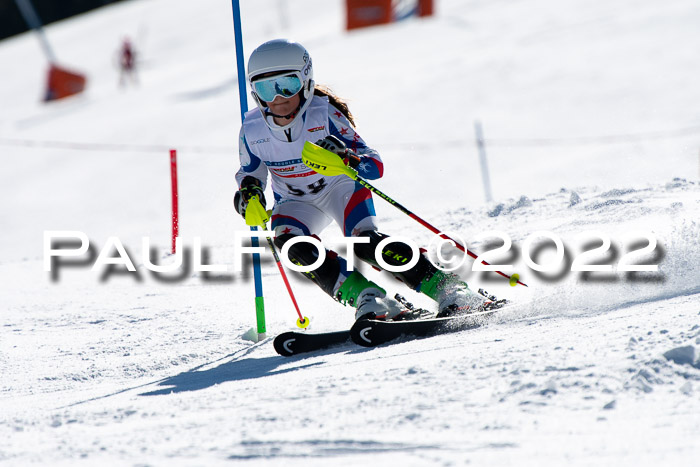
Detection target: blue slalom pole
<box><xmin>13</xmin><ymin>0</ymin><xmax>57</xmax><ymax>62</ymax></box>
<box><xmin>231</xmin><ymin>0</ymin><xmax>266</xmax><ymax>340</ymax></box>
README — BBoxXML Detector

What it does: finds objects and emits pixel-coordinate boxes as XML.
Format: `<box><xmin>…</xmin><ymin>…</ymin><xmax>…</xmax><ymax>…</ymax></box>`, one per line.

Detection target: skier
<box><xmin>118</xmin><ymin>37</ymin><xmax>137</xmax><ymax>87</ymax></box>
<box><xmin>234</xmin><ymin>39</ymin><xmax>488</xmax><ymax>321</ymax></box>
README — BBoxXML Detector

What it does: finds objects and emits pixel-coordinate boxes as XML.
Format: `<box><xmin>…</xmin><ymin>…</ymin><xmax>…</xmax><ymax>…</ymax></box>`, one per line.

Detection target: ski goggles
<box><xmin>252</xmin><ymin>73</ymin><xmax>303</xmax><ymax>102</ymax></box>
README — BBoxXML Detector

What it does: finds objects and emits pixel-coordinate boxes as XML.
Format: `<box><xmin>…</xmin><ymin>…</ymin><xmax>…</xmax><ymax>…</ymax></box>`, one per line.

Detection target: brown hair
<box><xmin>314</xmin><ymin>84</ymin><xmax>356</xmax><ymax>128</ymax></box>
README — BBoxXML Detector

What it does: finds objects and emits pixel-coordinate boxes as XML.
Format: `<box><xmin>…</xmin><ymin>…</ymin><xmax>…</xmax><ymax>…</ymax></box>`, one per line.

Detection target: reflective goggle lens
<box><xmin>253</xmin><ymin>74</ymin><xmax>303</xmax><ymax>102</ymax></box>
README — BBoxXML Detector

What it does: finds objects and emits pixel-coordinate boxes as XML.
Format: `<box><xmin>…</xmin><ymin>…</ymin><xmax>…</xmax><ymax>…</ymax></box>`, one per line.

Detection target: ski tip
<box><xmin>350</xmin><ymin>319</ymin><xmax>378</xmax><ymax>347</ymax></box>
<box><xmin>273</xmin><ymin>332</ymin><xmax>297</xmax><ymax>357</ymax></box>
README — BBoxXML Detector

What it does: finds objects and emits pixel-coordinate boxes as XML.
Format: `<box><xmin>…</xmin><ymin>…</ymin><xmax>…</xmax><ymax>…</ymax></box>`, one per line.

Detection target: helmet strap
<box><xmin>264</xmin><ymin>94</ymin><xmax>304</xmax><ymax>120</ymax></box>
<box><xmin>265</xmin><ymin>102</ymin><xmax>301</xmax><ymax>120</ymax></box>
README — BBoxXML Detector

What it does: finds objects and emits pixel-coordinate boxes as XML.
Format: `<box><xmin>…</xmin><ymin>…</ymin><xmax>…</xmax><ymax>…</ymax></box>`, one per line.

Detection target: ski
<box><xmin>274</xmin><ymin>291</ymin><xmax>506</xmax><ymax>354</ymax></box>
<box><xmin>273</xmin><ymin>330</ymin><xmax>351</xmax><ymax>357</ymax></box>
<box><xmin>272</xmin><ymin>293</ymin><xmax>430</xmax><ymax>357</ymax></box>
<box><xmin>349</xmin><ymin>308</ymin><xmax>500</xmax><ymax>347</ymax></box>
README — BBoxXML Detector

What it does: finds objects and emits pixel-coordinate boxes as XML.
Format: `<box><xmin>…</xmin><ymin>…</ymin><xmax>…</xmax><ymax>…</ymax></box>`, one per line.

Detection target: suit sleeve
<box><xmin>327</xmin><ymin>104</ymin><xmax>384</xmax><ymax>180</ymax></box>
<box><xmin>235</xmin><ymin>126</ymin><xmax>268</xmax><ymax>189</ymax></box>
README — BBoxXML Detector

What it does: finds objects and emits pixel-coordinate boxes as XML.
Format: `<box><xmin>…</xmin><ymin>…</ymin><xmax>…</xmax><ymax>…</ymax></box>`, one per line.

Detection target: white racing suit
<box><xmin>235</xmin><ymin>94</ymin><xmax>435</xmax><ymax>300</ymax></box>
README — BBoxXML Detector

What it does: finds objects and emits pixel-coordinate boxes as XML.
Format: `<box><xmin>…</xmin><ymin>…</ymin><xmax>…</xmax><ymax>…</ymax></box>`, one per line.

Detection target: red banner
<box><xmin>44</xmin><ymin>64</ymin><xmax>86</xmax><ymax>101</ymax></box>
<box><xmin>346</xmin><ymin>0</ymin><xmax>392</xmax><ymax>30</ymax></box>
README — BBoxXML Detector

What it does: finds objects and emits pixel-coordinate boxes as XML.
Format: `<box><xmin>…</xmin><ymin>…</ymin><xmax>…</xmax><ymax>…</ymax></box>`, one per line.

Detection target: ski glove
<box><xmin>315</xmin><ymin>135</ymin><xmax>361</xmax><ymax>169</ymax></box>
<box><xmin>234</xmin><ymin>176</ymin><xmax>266</xmax><ymax>218</ymax></box>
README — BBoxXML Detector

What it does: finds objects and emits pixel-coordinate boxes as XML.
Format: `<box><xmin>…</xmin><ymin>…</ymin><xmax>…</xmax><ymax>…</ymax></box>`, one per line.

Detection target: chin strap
<box><xmin>264</xmin><ymin>89</ymin><xmax>307</xmax><ymax>120</ymax></box>
<box><xmin>265</xmin><ymin>101</ymin><xmax>302</xmax><ymax>120</ymax></box>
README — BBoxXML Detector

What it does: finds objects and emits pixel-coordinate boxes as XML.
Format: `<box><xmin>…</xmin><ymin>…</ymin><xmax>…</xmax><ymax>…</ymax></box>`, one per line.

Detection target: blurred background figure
<box><xmin>118</xmin><ymin>36</ymin><xmax>137</xmax><ymax>87</ymax></box>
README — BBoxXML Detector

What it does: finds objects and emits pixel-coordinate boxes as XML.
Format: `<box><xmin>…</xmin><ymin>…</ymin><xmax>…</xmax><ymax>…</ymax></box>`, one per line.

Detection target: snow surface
<box><xmin>1</xmin><ymin>0</ymin><xmax>699</xmax><ymax>465</ymax></box>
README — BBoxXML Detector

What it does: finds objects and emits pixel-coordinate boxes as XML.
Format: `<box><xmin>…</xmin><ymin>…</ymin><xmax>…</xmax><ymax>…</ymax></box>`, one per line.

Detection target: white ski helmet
<box><xmin>247</xmin><ymin>39</ymin><xmax>315</xmax><ymax>132</ymax></box>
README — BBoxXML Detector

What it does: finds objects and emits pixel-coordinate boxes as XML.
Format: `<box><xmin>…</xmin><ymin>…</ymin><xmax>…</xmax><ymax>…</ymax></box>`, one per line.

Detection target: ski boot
<box><xmin>335</xmin><ymin>272</ymin><xmax>406</xmax><ymax>321</ymax></box>
<box><xmin>418</xmin><ymin>269</ymin><xmax>491</xmax><ymax>317</ymax></box>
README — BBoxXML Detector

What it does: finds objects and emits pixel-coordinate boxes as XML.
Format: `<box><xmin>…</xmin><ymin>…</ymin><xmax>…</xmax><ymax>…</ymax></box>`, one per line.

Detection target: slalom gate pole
<box><xmin>170</xmin><ymin>149</ymin><xmax>179</xmax><ymax>254</ymax></box>
<box><xmin>474</xmin><ymin>120</ymin><xmax>494</xmax><ymax>203</ymax></box>
<box><xmin>14</xmin><ymin>0</ymin><xmax>57</xmax><ymax>62</ymax></box>
<box><xmin>245</xmin><ymin>197</ymin><xmax>310</xmax><ymax>329</ymax></box>
<box><xmin>301</xmin><ymin>142</ymin><xmax>527</xmax><ymax>287</ymax></box>
<box><xmin>231</xmin><ymin>0</ymin><xmax>267</xmax><ymax>338</ymax></box>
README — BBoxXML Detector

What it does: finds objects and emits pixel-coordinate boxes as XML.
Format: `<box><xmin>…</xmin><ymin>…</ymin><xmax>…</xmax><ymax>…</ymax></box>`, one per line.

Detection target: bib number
<box><xmin>287</xmin><ymin>178</ymin><xmax>327</xmax><ymax>197</ymax></box>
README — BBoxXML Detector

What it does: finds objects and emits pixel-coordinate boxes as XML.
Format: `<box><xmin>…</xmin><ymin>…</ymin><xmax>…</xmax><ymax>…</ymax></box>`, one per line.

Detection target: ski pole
<box><xmin>245</xmin><ymin>196</ymin><xmax>310</xmax><ymax>328</ymax></box>
<box><xmin>301</xmin><ymin>142</ymin><xmax>527</xmax><ymax>287</ymax></box>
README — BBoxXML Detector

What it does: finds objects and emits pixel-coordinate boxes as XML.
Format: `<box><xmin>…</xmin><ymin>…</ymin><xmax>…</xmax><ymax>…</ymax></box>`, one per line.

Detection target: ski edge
<box><xmin>349</xmin><ymin>308</ymin><xmax>501</xmax><ymax>347</ymax></box>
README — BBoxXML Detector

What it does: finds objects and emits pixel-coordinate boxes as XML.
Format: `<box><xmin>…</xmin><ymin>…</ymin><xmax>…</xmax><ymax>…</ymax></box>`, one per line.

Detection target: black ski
<box><xmin>274</xmin><ymin>291</ymin><xmax>506</xmax><ymax>354</ymax></box>
<box><xmin>349</xmin><ymin>308</ymin><xmax>499</xmax><ymax>347</ymax></box>
<box><xmin>273</xmin><ymin>330</ymin><xmax>351</xmax><ymax>357</ymax></box>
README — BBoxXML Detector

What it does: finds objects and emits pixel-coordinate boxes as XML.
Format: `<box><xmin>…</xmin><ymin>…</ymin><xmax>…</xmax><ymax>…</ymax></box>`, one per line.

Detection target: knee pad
<box><xmin>274</xmin><ymin>233</ymin><xmax>341</xmax><ymax>296</ymax></box>
<box><xmin>353</xmin><ymin>230</ymin><xmax>435</xmax><ymax>289</ymax></box>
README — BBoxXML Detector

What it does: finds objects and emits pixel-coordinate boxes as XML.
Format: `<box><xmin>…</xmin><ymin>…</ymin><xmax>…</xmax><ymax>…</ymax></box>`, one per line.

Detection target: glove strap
<box><xmin>344</xmin><ymin>152</ymin><xmax>361</xmax><ymax>169</ymax></box>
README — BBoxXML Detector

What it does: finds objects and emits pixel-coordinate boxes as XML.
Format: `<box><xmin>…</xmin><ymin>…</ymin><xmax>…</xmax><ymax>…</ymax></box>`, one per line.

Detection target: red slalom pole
<box><xmin>266</xmin><ymin>236</ymin><xmax>309</xmax><ymax>328</ymax></box>
<box><xmin>170</xmin><ymin>149</ymin><xmax>179</xmax><ymax>254</ymax></box>
<box><xmin>246</xmin><ymin>196</ymin><xmax>310</xmax><ymax>329</ymax></box>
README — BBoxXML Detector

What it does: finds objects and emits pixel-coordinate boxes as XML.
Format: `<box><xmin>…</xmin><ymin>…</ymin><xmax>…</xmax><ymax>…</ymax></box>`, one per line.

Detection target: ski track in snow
<box><xmin>1</xmin><ymin>0</ymin><xmax>700</xmax><ymax>465</ymax></box>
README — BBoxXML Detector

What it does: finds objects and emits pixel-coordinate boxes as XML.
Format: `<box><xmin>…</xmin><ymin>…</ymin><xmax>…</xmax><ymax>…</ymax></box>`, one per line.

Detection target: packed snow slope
<box><xmin>1</xmin><ymin>0</ymin><xmax>699</xmax><ymax>465</ymax></box>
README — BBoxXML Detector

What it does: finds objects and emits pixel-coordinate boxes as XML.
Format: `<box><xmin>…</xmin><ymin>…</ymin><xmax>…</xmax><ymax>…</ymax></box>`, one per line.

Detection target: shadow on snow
<box><xmin>139</xmin><ymin>342</ymin><xmax>360</xmax><ymax>396</ymax></box>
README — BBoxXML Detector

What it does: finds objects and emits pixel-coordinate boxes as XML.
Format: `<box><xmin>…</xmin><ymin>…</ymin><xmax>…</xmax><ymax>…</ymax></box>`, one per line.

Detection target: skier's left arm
<box><xmin>326</xmin><ymin>107</ymin><xmax>384</xmax><ymax>180</ymax></box>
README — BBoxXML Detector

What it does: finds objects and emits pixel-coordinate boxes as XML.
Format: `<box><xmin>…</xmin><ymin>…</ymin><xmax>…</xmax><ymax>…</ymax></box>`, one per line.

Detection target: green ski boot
<box><xmin>335</xmin><ymin>272</ymin><xmax>396</xmax><ymax>321</ymax></box>
<box><xmin>418</xmin><ymin>269</ymin><xmax>486</xmax><ymax>317</ymax></box>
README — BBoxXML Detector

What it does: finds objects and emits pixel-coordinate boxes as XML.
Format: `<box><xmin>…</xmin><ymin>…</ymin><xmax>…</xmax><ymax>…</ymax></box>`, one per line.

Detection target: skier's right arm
<box><xmin>234</xmin><ymin>128</ymin><xmax>268</xmax><ymax>217</ymax></box>
<box><xmin>235</xmin><ymin>128</ymin><xmax>268</xmax><ymax>188</ymax></box>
